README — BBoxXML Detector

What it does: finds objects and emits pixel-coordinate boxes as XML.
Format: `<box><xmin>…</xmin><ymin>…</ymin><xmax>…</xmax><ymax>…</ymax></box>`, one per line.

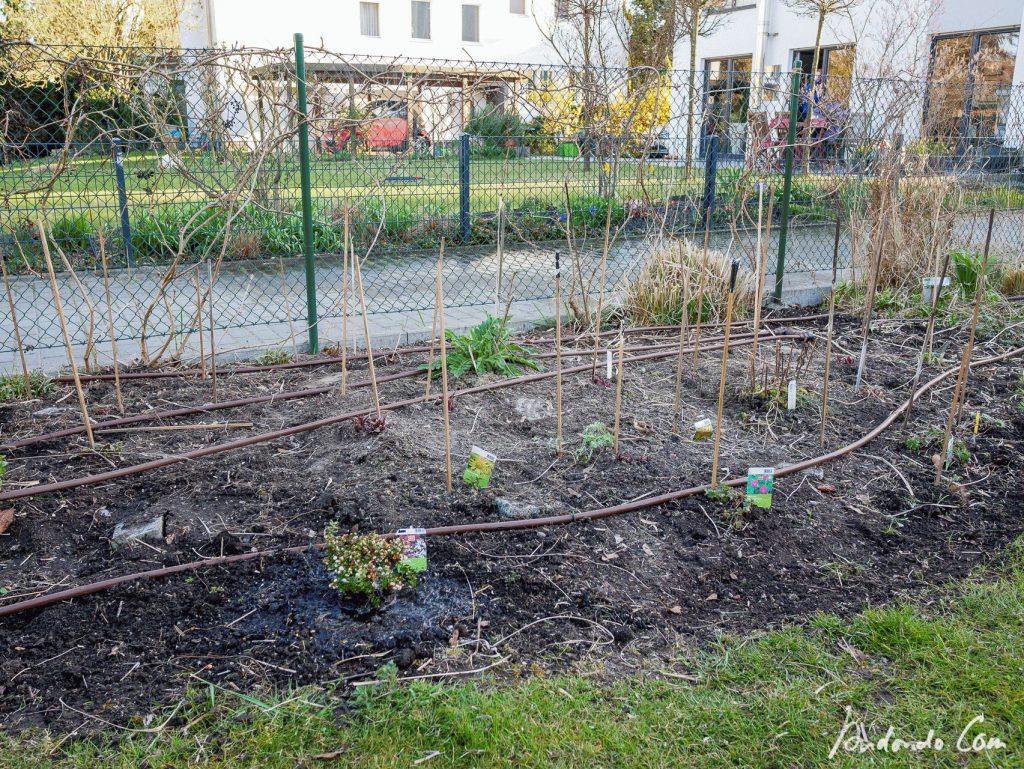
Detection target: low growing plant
<box><xmin>424</xmin><ymin>314</ymin><xmax>539</xmax><ymax>380</ymax></box>
<box><xmin>0</xmin><ymin>371</ymin><xmax>54</xmax><ymax>402</ymax></box>
<box><xmin>575</xmin><ymin>421</ymin><xmax>614</xmax><ymax>464</ymax></box>
<box><xmin>256</xmin><ymin>348</ymin><xmax>291</xmax><ymax>366</ymax></box>
<box><xmin>323</xmin><ymin>524</ymin><xmax>418</xmax><ymax>606</ymax></box>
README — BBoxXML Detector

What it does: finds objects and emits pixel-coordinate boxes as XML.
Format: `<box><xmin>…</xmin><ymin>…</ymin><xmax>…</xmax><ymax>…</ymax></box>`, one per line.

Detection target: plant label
<box><xmin>922</xmin><ymin>276</ymin><xmax>950</xmax><ymax>304</ymax></box>
<box><xmin>395</xmin><ymin>528</ymin><xmax>427</xmax><ymax>573</ymax></box>
<box><xmin>693</xmin><ymin>418</ymin><xmax>713</xmax><ymax>441</ymax></box>
<box><xmin>787</xmin><ymin>380</ymin><xmax>797</xmax><ymax>411</ymax></box>
<box><xmin>606</xmin><ymin>349</ymin><xmax>613</xmax><ymax>380</ymax></box>
<box><xmin>463</xmin><ymin>446</ymin><xmax>497</xmax><ymax>488</ymax></box>
<box><xmin>745</xmin><ymin>467</ymin><xmax>774</xmax><ymax>509</ymax></box>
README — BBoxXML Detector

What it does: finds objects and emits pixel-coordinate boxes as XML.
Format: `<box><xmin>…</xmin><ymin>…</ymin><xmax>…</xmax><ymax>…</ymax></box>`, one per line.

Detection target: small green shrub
<box><xmin>705</xmin><ymin>484</ymin><xmax>739</xmax><ymax>503</ymax></box>
<box><xmin>0</xmin><ymin>371</ymin><xmax>54</xmax><ymax>402</ymax></box>
<box><xmin>424</xmin><ymin>314</ymin><xmax>539</xmax><ymax>380</ymax></box>
<box><xmin>951</xmin><ymin>248</ymin><xmax>993</xmax><ymax>298</ymax></box>
<box><xmin>905</xmin><ymin>436</ymin><xmax>923</xmax><ymax>451</ymax></box>
<box><xmin>575</xmin><ymin>422</ymin><xmax>614</xmax><ymax>463</ymax></box>
<box><xmin>323</xmin><ymin>524</ymin><xmax>418</xmax><ymax>607</ymax></box>
<box><xmin>256</xmin><ymin>348</ymin><xmax>291</xmax><ymax>366</ymax></box>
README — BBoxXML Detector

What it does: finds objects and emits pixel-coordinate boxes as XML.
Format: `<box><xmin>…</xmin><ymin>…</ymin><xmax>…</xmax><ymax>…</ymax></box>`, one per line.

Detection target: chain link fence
<box><xmin>2</xmin><ymin>41</ymin><xmax>1023</xmax><ymax>358</ymax></box>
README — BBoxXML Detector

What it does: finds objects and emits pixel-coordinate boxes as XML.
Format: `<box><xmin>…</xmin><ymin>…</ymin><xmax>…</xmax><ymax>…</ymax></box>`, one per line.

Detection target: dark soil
<box><xmin>1</xmin><ymin>311</ymin><xmax>1022</xmax><ymax>732</ymax></box>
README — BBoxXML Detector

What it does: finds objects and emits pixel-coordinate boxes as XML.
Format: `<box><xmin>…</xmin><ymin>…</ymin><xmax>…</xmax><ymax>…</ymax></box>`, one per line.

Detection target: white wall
<box><xmin>180</xmin><ymin>0</ymin><xmax>559</xmax><ymax>62</ymax></box>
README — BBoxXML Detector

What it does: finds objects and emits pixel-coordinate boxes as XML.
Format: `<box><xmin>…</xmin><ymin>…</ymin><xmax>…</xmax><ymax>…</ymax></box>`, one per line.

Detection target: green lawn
<box><xmin>5</xmin><ymin>538</ymin><xmax>1023</xmax><ymax>768</ymax></box>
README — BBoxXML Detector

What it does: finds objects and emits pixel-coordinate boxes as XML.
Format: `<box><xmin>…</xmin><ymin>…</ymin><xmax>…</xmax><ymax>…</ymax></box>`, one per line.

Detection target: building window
<box><xmin>793</xmin><ymin>45</ymin><xmax>855</xmax><ymax>107</ymax></box>
<box><xmin>703</xmin><ymin>56</ymin><xmax>752</xmax><ymax>155</ymax></box>
<box><xmin>462</xmin><ymin>4</ymin><xmax>480</xmax><ymax>42</ymax></box>
<box><xmin>411</xmin><ymin>0</ymin><xmax>431</xmax><ymax>39</ymax></box>
<box><xmin>927</xmin><ymin>28</ymin><xmax>1019</xmax><ymax>146</ymax></box>
<box><xmin>360</xmin><ymin>2</ymin><xmax>380</xmax><ymax>37</ymax></box>
<box><xmin>555</xmin><ymin>0</ymin><xmax>570</xmax><ymax>19</ymax></box>
<box><xmin>510</xmin><ymin>0</ymin><xmax>526</xmax><ymax>13</ymax></box>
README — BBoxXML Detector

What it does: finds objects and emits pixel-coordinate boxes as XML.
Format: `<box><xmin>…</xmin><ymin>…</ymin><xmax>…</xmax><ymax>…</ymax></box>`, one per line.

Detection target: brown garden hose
<box><xmin>0</xmin><ymin>332</ymin><xmax>809</xmax><ymax>502</ymax></box>
<box><xmin>2</xmin><ymin>343</ymin><xmax>1019</xmax><ymax>621</ymax></box>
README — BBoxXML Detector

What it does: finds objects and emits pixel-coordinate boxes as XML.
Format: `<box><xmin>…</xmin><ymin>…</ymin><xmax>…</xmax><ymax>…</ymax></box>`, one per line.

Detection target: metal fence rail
<box><xmin>2</xmin><ymin>41</ymin><xmax>1023</xmax><ymax>357</ymax></box>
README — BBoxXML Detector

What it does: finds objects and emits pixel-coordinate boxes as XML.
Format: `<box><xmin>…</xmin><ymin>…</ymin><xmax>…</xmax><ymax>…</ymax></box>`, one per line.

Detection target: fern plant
<box><xmin>424</xmin><ymin>314</ymin><xmax>539</xmax><ymax>380</ymax></box>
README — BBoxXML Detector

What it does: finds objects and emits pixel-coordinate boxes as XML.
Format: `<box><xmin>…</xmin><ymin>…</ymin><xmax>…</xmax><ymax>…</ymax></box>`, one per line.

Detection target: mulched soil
<box><xmin>0</xmin><ymin>310</ymin><xmax>1022</xmax><ymax>732</ymax></box>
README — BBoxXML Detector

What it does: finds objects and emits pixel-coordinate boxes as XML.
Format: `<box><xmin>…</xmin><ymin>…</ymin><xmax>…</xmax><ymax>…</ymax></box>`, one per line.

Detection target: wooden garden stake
<box><xmin>690</xmin><ymin>212</ymin><xmax>713</xmax><ymax>388</ymax></box>
<box><xmin>934</xmin><ymin>345</ymin><xmax>971</xmax><ymax>485</ymax></box>
<box><xmin>670</xmin><ymin>241</ymin><xmax>691</xmax><ymax>431</ymax></box>
<box><xmin>853</xmin><ymin>228</ymin><xmax>887</xmax><ymax>392</ymax></box>
<box><xmin>554</xmin><ymin>250</ymin><xmax>563</xmax><ymax>451</ymax></box>
<box><xmin>38</xmin><ymin>220</ymin><xmax>95</xmax><ymax>448</ymax></box>
<box><xmin>279</xmin><ymin>256</ymin><xmax>298</xmax><ymax>361</ymax></box>
<box><xmin>954</xmin><ymin>207</ymin><xmax>995</xmax><ymax>422</ymax></box>
<box><xmin>424</xmin><ymin>292</ymin><xmax>438</xmax><ymax>402</ymax></box>
<box><xmin>903</xmin><ymin>247</ymin><xmax>953</xmax><ymax>427</ymax></box>
<box><xmin>340</xmin><ymin>213</ymin><xmax>350</xmax><ymax>395</ymax></box>
<box><xmin>591</xmin><ymin>201</ymin><xmax>614</xmax><ymax>375</ymax></box>
<box><xmin>193</xmin><ymin>267</ymin><xmax>207</xmax><ymax>380</ymax></box>
<box><xmin>820</xmin><ymin>207</ymin><xmax>842</xmax><ymax>445</ymax></box>
<box><xmin>748</xmin><ymin>190</ymin><xmax>774</xmax><ymax>392</ymax></box>
<box><xmin>495</xmin><ymin>195</ymin><xmax>505</xmax><ymax>316</ymax></box>
<box><xmin>612</xmin><ymin>333</ymin><xmax>625</xmax><ymax>456</ymax></box>
<box><xmin>0</xmin><ymin>246</ymin><xmax>31</xmax><ymax>398</ymax></box>
<box><xmin>353</xmin><ymin>247</ymin><xmax>382</xmax><ymax>420</ymax></box>
<box><xmin>711</xmin><ymin>260</ymin><xmax>739</xmax><ymax>486</ymax></box>
<box><xmin>206</xmin><ymin>260</ymin><xmax>219</xmax><ymax>403</ymax></box>
<box><xmin>436</xmin><ymin>239</ymin><xmax>453</xmax><ymax>492</ymax></box>
<box><xmin>98</xmin><ymin>234</ymin><xmax>124</xmax><ymax>415</ymax></box>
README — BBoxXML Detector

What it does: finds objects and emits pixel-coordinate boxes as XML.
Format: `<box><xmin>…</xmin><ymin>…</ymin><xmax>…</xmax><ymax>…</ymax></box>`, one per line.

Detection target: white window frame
<box><xmin>411</xmin><ymin>0</ymin><xmax>431</xmax><ymax>39</ymax></box>
<box><xmin>359</xmin><ymin>2</ymin><xmax>380</xmax><ymax>37</ymax></box>
<box><xmin>462</xmin><ymin>4</ymin><xmax>481</xmax><ymax>43</ymax></box>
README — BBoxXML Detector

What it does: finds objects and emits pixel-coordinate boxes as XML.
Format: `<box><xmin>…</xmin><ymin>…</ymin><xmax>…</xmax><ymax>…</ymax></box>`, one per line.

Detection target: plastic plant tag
<box><xmin>745</xmin><ymin>467</ymin><xmax>774</xmax><ymax>509</ymax></box>
<box><xmin>921</xmin><ymin>276</ymin><xmax>950</xmax><ymax>304</ymax></box>
<box><xmin>463</xmin><ymin>446</ymin><xmax>497</xmax><ymax>488</ymax></box>
<box><xmin>606</xmin><ymin>349</ymin><xmax>613</xmax><ymax>380</ymax></box>
<box><xmin>787</xmin><ymin>380</ymin><xmax>797</xmax><ymax>411</ymax></box>
<box><xmin>693</xmin><ymin>418</ymin><xmax>713</xmax><ymax>441</ymax></box>
<box><xmin>395</xmin><ymin>528</ymin><xmax>427</xmax><ymax>573</ymax></box>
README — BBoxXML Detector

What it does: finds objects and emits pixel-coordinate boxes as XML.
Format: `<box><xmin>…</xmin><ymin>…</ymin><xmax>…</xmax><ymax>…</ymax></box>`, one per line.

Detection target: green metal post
<box><xmin>774</xmin><ymin>60</ymin><xmax>802</xmax><ymax>302</ymax></box>
<box><xmin>294</xmin><ymin>32</ymin><xmax>318</xmax><ymax>353</ymax></box>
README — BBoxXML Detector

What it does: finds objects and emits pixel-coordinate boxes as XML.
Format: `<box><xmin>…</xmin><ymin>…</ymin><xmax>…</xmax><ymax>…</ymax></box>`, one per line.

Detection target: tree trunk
<box><xmin>802</xmin><ymin>10</ymin><xmax>826</xmax><ymax>173</ymax></box>
<box><xmin>685</xmin><ymin>12</ymin><xmax>699</xmax><ymax>175</ymax></box>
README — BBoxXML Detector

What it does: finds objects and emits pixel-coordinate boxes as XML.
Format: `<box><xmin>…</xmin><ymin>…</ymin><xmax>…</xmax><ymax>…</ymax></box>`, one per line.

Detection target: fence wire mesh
<box><xmin>1</xmin><ymin>41</ymin><xmax>1023</xmax><ymax>358</ymax></box>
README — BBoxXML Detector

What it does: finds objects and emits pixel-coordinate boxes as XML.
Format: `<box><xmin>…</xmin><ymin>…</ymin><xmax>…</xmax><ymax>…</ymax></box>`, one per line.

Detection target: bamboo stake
<box><xmin>424</xmin><ymin>293</ymin><xmax>439</xmax><ymax>402</ymax></box>
<box><xmin>495</xmin><ymin>195</ymin><xmax>505</xmax><ymax>317</ymax></box>
<box><xmin>436</xmin><ymin>239</ymin><xmax>453</xmax><ymax>492</ymax></box>
<box><xmin>279</xmin><ymin>256</ymin><xmax>299</xmax><ymax>361</ymax></box>
<box><xmin>711</xmin><ymin>261</ymin><xmax>739</xmax><ymax>486</ymax></box>
<box><xmin>340</xmin><ymin>211</ymin><xmax>350</xmax><ymax>395</ymax></box>
<box><xmin>98</xmin><ymin>234</ymin><xmax>124</xmax><ymax>416</ymax></box>
<box><xmin>206</xmin><ymin>260</ymin><xmax>218</xmax><ymax>403</ymax></box>
<box><xmin>38</xmin><ymin>220</ymin><xmax>94</xmax><ymax>449</ymax></box>
<box><xmin>748</xmin><ymin>189</ymin><xmax>775</xmax><ymax>392</ymax></box>
<box><xmin>853</xmin><ymin>228</ymin><xmax>887</xmax><ymax>392</ymax></box>
<box><xmin>670</xmin><ymin>242</ymin><xmax>691</xmax><ymax>431</ymax></box>
<box><xmin>193</xmin><ymin>267</ymin><xmax>207</xmax><ymax>380</ymax></box>
<box><xmin>819</xmin><ymin>207</ymin><xmax>842</xmax><ymax>446</ymax></box>
<box><xmin>0</xmin><ymin>246</ymin><xmax>31</xmax><ymax>398</ymax></box>
<box><xmin>903</xmin><ymin>247</ymin><xmax>953</xmax><ymax>427</ymax></box>
<box><xmin>612</xmin><ymin>333</ymin><xmax>625</xmax><ymax>456</ymax></box>
<box><xmin>55</xmin><ymin>244</ymin><xmax>97</xmax><ymax>372</ymax></box>
<box><xmin>953</xmin><ymin>207</ymin><xmax>995</xmax><ymax>423</ymax></box>
<box><xmin>690</xmin><ymin>213</ymin><xmax>714</xmax><ymax>387</ymax></box>
<box><xmin>591</xmin><ymin>201</ymin><xmax>614</xmax><ymax>375</ymax></box>
<box><xmin>554</xmin><ymin>251</ymin><xmax>563</xmax><ymax>451</ymax></box>
<box><xmin>934</xmin><ymin>344</ymin><xmax>971</xmax><ymax>485</ymax></box>
<box><xmin>353</xmin><ymin>247</ymin><xmax>382</xmax><ymax>420</ymax></box>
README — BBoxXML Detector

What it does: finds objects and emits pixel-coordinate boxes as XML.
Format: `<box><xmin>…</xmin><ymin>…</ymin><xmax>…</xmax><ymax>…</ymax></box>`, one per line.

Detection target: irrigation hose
<box><xmin>0</xmin><ymin>332</ymin><xmax>811</xmax><ymax>502</ymax></box>
<box><xmin>52</xmin><ymin>314</ymin><xmax>830</xmax><ymax>383</ymax></box>
<box><xmin>2</xmin><ymin>343</ymin><xmax>1019</xmax><ymax>621</ymax></box>
<box><xmin>4</xmin><ymin>327</ymin><xmax>808</xmax><ymax>453</ymax></box>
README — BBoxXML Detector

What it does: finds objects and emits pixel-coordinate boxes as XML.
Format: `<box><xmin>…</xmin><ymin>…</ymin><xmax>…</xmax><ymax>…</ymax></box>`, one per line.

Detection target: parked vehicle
<box><xmin>320</xmin><ymin>100</ymin><xmax>431</xmax><ymax>153</ymax></box>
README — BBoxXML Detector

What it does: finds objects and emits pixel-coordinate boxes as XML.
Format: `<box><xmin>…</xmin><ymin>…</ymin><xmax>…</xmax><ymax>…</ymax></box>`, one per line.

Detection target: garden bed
<box><xmin>1</xmin><ymin>311</ymin><xmax>1022</xmax><ymax>732</ymax></box>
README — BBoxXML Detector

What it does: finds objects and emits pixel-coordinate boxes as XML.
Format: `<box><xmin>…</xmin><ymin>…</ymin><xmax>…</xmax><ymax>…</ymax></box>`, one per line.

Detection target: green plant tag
<box><xmin>693</xmin><ymin>418</ymin><xmax>713</xmax><ymax>442</ymax></box>
<box><xmin>396</xmin><ymin>528</ymin><xmax>427</xmax><ymax>574</ymax></box>
<box><xmin>745</xmin><ymin>467</ymin><xmax>774</xmax><ymax>509</ymax></box>
<box><xmin>463</xmin><ymin>446</ymin><xmax>497</xmax><ymax>489</ymax></box>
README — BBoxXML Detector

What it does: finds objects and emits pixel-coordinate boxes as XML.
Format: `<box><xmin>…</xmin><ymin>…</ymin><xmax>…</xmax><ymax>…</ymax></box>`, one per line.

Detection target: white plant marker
<box><xmin>606</xmin><ymin>349</ymin><xmax>613</xmax><ymax>380</ymax></box>
<box><xmin>787</xmin><ymin>379</ymin><xmax>797</xmax><ymax>411</ymax></box>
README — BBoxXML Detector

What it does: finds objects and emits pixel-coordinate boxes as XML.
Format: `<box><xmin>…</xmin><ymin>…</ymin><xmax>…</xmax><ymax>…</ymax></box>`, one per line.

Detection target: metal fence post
<box><xmin>294</xmin><ymin>32</ymin><xmax>318</xmax><ymax>354</ymax></box>
<box><xmin>702</xmin><ymin>134</ymin><xmax>719</xmax><ymax>227</ymax></box>
<box><xmin>459</xmin><ymin>133</ymin><xmax>471</xmax><ymax>242</ymax></box>
<box><xmin>774</xmin><ymin>60</ymin><xmax>802</xmax><ymax>302</ymax></box>
<box><xmin>112</xmin><ymin>137</ymin><xmax>135</xmax><ymax>268</ymax></box>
